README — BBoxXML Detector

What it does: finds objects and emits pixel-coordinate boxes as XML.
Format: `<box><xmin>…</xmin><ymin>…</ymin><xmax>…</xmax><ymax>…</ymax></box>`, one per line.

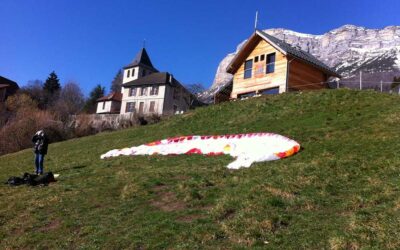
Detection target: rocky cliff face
<box><xmin>202</xmin><ymin>25</ymin><xmax>400</xmax><ymax>102</ymax></box>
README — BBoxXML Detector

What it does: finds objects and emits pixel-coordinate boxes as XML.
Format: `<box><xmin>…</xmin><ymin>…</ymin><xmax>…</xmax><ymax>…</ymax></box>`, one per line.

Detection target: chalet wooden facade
<box><xmin>226</xmin><ymin>30</ymin><xmax>341</xmax><ymax>99</ymax></box>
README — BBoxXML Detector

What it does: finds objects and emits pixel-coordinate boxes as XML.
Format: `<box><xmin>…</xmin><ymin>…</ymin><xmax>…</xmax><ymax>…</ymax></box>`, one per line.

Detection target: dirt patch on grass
<box><xmin>150</xmin><ymin>185</ymin><xmax>186</xmax><ymax>212</ymax></box>
<box><xmin>176</xmin><ymin>214</ymin><xmax>205</xmax><ymax>223</ymax></box>
<box><xmin>265</xmin><ymin>186</ymin><xmax>296</xmax><ymax>200</ymax></box>
<box><xmin>38</xmin><ymin>219</ymin><xmax>62</xmax><ymax>232</ymax></box>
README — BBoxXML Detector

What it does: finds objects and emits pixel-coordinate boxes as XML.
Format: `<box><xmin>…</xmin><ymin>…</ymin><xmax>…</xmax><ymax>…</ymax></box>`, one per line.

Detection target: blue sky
<box><xmin>1</xmin><ymin>0</ymin><xmax>399</xmax><ymax>95</ymax></box>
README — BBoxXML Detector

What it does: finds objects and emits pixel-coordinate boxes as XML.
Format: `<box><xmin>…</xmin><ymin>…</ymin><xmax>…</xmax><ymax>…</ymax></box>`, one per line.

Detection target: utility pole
<box><xmin>380</xmin><ymin>80</ymin><xmax>383</xmax><ymax>92</ymax></box>
<box><xmin>254</xmin><ymin>11</ymin><xmax>258</xmax><ymax>31</ymax></box>
<box><xmin>359</xmin><ymin>71</ymin><xmax>362</xmax><ymax>90</ymax></box>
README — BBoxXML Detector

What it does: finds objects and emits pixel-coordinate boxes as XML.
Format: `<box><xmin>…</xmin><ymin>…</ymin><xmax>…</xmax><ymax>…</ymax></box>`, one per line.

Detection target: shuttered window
<box><xmin>149</xmin><ymin>101</ymin><xmax>155</xmax><ymax>112</ymax></box>
<box><xmin>150</xmin><ymin>86</ymin><xmax>159</xmax><ymax>95</ymax></box>
<box><xmin>129</xmin><ymin>87</ymin><xmax>137</xmax><ymax>97</ymax></box>
<box><xmin>139</xmin><ymin>102</ymin><xmax>144</xmax><ymax>114</ymax></box>
<box><xmin>140</xmin><ymin>87</ymin><xmax>147</xmax><ymax>96</ymax></box>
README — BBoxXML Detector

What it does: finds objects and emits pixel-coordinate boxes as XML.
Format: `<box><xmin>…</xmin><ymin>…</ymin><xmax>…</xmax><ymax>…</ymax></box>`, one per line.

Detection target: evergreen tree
<box><xmin>83</xmin><ymin>84</ymin><xmax>105</xmax><ymax>113</ymax></box>
<box><xmin>42</xmin><ymin>71</ymin><xmax>61</xmax><ymax>108</ymax></box>
<box><xmin>43</xmin><ymin>71</ymin><xmax>61</xmax><ymax>94</ymax></box>
<box><xmin>110</xmin><ymin>69</ymin><xmax>123</xmax><ymax>93</ymax></box>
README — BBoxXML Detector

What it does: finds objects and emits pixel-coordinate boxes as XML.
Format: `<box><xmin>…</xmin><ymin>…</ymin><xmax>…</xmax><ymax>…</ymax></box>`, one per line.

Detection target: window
<box><xmin>260</xmin><ymin>87</ymin><xmax>279</xmax><ymax>95</ymax></box>
<box><xmin>138</xmin><ymin>102</ymin><xmax>144</xmax><ymax>115</ymax></box>
<box><xmin>125</xmin><ymin>102</ymin><xmax>136</xmax><ymax>113</ymax></box>
<box><xmin>150</xmin><ymin>86</ymin><xmax>159</xmax><ymax>95</ymax></box>
<box><xmin>102</xmin><ymin>102</ymin><xmax>106</xmax><ymax>109</ymax></box>
<box><xmin>266</xmin><ymin>53</ymin><xmax>276</xmax><ymax>74</ymax></box>
<box><xmin>238</xmin><ymin>91</ymin><xmax>256</xmax><ymax>99</ymax></box>
<box><xmin>149</xmin><ymin>101</ymin><xmax>155</xmax><ymax>112</ymax></box>
<box><xmin>260</xmin><ymin>54</ymin><xmax>265</xmax><ymax>61</ymax></box>
<box><xmin>129</xmin><ymin>87</ymin><xmax>137</xmax><ymax>97</ymax></box>
<box><xmin>140</xmin><ymin>87</ymin><xmax>147</xmax><ymax>96</ymax></box>
<box><xmin>127</xmin><ymin>70</ymin><xmax>130</xmax><ymax>78</ymax></box>
<box><xmin>254</xmin><ymin>56</ymin><xmax>259</xmax><ymax>63</ymax></box>
<box><xmin>244</xmin><ymin>59</ymin><xmax>253</xmax><ymax>79</ymax></box>
<box><xmin>132</xmin><ymin>68</ymin><xmax>135</xmax><ymax>77</ymax></box>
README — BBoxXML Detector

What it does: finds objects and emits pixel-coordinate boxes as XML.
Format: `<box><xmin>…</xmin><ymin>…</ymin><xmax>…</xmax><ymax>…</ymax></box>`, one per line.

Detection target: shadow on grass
<box><xmin>57</xmin><ymin>165</ymin><xmax>87</xmax><ymax>173</ymax></box>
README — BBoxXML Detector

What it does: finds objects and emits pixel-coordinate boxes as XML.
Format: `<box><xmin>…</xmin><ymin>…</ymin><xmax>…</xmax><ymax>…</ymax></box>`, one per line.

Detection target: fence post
<box><xmin>380</xmin><ymin>80</ymin><xmax>383</xmax><ymax>92</ymax></box>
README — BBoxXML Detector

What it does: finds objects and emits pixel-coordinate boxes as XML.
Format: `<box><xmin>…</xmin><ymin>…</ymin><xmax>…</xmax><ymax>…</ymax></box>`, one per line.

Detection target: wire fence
<box><xmin>212</xmin><ymin>78</ymin><xmax>400</xmax><ymax>103</ymax></box>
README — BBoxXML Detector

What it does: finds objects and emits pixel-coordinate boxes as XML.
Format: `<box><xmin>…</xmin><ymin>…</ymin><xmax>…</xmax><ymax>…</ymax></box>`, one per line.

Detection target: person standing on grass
<box><xmin>32</xmin><ymin>130</ymin><xmax>48</xmax><ymax>175</ymax></box>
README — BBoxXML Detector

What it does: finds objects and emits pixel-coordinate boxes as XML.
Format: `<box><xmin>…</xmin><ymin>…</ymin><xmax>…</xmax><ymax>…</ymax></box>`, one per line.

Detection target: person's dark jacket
<box><xmin>32</xmin><ymin>133</ymin><xmax>49</xmax><ymax>155</ymax></box>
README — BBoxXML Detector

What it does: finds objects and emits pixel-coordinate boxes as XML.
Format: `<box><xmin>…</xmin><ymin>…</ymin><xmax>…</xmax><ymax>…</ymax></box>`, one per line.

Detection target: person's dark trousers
<box><xmin>34</xmin><ymin>153</ymin><xmax>44</xmax><ymax>174</ymax></box>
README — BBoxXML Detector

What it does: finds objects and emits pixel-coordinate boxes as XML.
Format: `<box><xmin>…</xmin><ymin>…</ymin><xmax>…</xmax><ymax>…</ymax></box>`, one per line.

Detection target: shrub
<box><xmin>0</xmin><ymin>93</ymin><xmax>67</xmax><ymax>156</ymax></box>
<box><xmin>0</xmin><ymin>110</ymin><xmax>64</xmax><ymax>155</ymax></box>
<box><xmin>145</xmin><ymin>114</ymin><xmax>162</xmax><ymax>124</ymax></box>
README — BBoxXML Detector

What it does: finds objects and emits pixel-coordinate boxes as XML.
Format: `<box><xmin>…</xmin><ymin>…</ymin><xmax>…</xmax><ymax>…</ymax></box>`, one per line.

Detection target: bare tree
<box><xmin>20</xmin><ymin>80</ymin><xmax>46</xmax><ymax>109</ymax></box>
<box><xmin>53</xmin><ymin>81</ymin><xmax>85</xmax><ymax>120</ymax></box>
<box><xmin>185</xmin><ymin>83</ymin><xmax>206</xmax><ymax>95</ymax></box>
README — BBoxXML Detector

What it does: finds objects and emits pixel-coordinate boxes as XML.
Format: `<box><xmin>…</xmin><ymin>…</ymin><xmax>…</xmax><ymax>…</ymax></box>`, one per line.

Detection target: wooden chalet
<box><xmin>226</xmin><ymin>30</ymin><xmax>341</xmax><ymax>99</ymax></box>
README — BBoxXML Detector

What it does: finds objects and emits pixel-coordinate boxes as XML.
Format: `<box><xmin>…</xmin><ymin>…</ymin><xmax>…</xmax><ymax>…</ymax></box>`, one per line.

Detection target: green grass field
<box><xmin>1</xmin><ymin>89</ymin><xmax>400</xmax><ymax>249</ymax></box>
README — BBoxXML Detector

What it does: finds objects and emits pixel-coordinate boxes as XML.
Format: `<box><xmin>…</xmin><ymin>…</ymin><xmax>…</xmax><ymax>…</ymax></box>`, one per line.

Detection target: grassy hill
<box><xmin>1</xmin><ymin>89</ymin><xmax>400</xmax><ymax>249</ymax></box>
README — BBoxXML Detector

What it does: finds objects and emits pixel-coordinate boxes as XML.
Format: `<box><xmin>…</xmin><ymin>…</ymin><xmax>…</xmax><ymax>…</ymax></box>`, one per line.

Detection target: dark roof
<box><xmin>123</xmin><ymin>72</ymin><xmax>178</xmax><ymax>87</ymax></box>
<box><xmin>227</xmin><ymin>30</ymin><xmax>341</xmax><ymax>78</ymax></box>
<box><xmin>0</xmin><ymin>76</ymin><xmax>19</xmax><ymax>98</ymax></box>
<box><xmin>123</xmin><ymin>48</ymin><xmax>158</xmax><ymax>71</ymax></box>
<box><xmin>96</xmin><ymin>92</ymin><xmax>122</xmax><ymax>102</ymax></box>
<box><xmin>0</xmin><ymin>76</ymin><xmax>19</xmax><ymax>89</ymax></box>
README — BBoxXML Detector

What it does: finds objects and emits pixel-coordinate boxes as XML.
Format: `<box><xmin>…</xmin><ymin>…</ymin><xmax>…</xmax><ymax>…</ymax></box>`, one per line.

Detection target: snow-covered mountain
<box><xmin>200</xmin><ymin>25</ymin><xmax>400</xmax><ymax>102</ymax></box>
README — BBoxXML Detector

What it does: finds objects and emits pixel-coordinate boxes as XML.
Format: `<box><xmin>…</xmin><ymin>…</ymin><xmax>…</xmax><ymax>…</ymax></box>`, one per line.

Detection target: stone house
<box><xmin>120</xmin><ymin>48</ymin><xmax>195</xmax><ymax>115</ymax></box>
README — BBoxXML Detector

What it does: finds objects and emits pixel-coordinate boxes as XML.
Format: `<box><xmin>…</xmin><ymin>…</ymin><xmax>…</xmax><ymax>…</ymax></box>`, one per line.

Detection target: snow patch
<box><xmin>395</xmin><ymin>54</ymin><xmax>400</xmax><ymax>69</ymax></box>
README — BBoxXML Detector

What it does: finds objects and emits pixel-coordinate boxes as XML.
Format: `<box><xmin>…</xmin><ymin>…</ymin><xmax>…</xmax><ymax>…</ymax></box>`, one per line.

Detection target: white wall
<box><xmin>96</xmin><ymin>101</ymin><xmax>112</xmax><ymax>114</ymax></box>
<box><xmin>121</xmin><ymin>85</ymin><xmax>166</xmax><ymax>115</ymax></box>
<box><xmin>123</xmin><ymin>66</ymin><xmax>139</xmax><ymax>84</ymax></box>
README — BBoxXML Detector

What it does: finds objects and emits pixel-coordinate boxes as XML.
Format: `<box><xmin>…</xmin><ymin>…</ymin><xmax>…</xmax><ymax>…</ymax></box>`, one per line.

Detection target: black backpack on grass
<box><xmin>5</xmin><ymin>176</ymin><xmax>25</xmax><ymax>186</ymax></box>
<box><xmin>5</xmin><ymin>172</ymin><xmax>56</xmax><ymax>186</ymax></box>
